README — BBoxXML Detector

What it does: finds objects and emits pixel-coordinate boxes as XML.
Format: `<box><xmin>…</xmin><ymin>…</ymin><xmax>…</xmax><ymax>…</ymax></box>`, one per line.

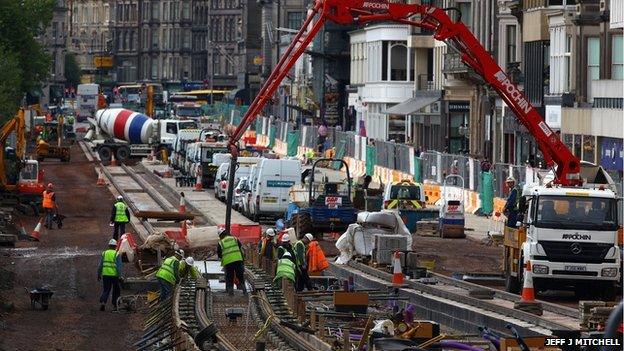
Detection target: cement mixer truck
<box><xmin>84</xmin><ymin>108</ymin><xmax>199</xmax><ymax>162</ymax></box>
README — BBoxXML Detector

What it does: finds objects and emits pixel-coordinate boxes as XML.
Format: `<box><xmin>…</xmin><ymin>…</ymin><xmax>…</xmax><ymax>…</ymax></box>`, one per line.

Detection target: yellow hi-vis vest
<box><xmin>274</xmin><ymin>258</ymin><xmax>295</xmax><ymax>283</ymax></box>
<box><xmin>387</xmin><ymin>199</ymin><xmax>421</xmax><ymax>210</ymax></box>
<box><xmin>219</xmin><ymin>236</ymin><xmax>243</xmax><ymax>266</ymax></box>
<box><xmin>101</xmin><ymin>249</ymin><xmax>118</xmax><ymax>277</ymax></box>
<box><xmin>156</xmin><ymin>256</ymin><xmax>179</xmax><ymax>285</ymax></box>
<box><xmin>114</xmin><ymin>202</ymin><xmax>129</xmax><ymax>222</ymax></box>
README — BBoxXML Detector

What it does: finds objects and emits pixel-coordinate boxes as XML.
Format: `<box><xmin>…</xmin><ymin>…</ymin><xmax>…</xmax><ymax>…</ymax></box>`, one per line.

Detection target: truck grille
<box><xmin>539</xmin><ymin>241</ymin><xmax>612</xmax><ymax>264</ymax></box>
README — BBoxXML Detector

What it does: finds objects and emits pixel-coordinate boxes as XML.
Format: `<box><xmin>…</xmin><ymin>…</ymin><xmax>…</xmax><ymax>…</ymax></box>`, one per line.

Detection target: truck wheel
<box><xmin>116</xmin><ymin>146</ymin><xmax>131</xmax><ymax>162</ymax></box>
<box><xmin>98</xmin><ymin>147</ymin><xmax>112</xmax><ymax>162</ymax></box>
<box><xmin>601</xmin><ymin>282</ymin><xmax>617</xmax><ymax>301</ymax></box>
<box><xmin>505</xmin><ymin>273</ymin><xmax>521</xmax><ymax>294</ymax></box>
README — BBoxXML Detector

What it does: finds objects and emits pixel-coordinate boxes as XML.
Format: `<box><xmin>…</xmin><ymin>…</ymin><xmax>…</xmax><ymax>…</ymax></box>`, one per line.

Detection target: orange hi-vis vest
<box><xmin>42</xmin><ymin>191</ymin><xmax>55</xmax><ymax>209</ymax></box>
<box><xmin>306</xmin><ymin>240</ymin><xmax>329</xmax><ymax>274</ymax></box>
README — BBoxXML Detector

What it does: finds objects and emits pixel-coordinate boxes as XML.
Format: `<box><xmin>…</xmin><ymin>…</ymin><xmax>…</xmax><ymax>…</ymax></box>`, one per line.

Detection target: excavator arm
<box><xmin>0</xmin><ymin>109</ymin><xmax>26</xmax><ymax>188</ymax></box>
<box><xmin>224</xmin><ymin>0</ymin><xmax>582</xmax><ymax>232</ymax></box>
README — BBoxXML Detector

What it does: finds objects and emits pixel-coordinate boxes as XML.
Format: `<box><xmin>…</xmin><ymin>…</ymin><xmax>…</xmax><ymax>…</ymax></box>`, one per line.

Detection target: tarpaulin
<box><xmin>268</xmin><ymin>125</ymin><xmax>276</xmax><ymax>149</ymax></box>
<box><xmin>286</xmin><ymin>131</ymin><xmax>299</xmax><ymax>157</ymax></box>
<box><xmin>366</xmin><ymin>145</ymin><xmax>376</xmax><ymax>176</ymax></box>
<box><xmin>333</xmin><ymin>139</ymin><xmax>347</xmax><ymax>170</ymax></box>
<box><xmin>480</xmin><ymin>171</ymin><xmax>493</xmax><ymax>215</ymax></box>
<box><xmin>414</xmin><ymin>156</ymin><xmax>422</xmax><ymax>183</ymax></box>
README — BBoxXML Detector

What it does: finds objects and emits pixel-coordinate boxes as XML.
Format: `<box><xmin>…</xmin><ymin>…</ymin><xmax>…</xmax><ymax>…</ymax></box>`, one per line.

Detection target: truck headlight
<box><xmin>601</xmin><ymin>268</ymin><xmax>618</xmax><ymax>277</ymax></box>
<box><xmin>532</xmin><ymin>264</ymin><xmax>549</xmax><ymax>275</ymax></box>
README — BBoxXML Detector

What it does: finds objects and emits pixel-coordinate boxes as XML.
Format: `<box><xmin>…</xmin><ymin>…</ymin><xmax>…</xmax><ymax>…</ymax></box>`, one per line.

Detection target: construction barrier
<box><xmin>217</xmin><ymin>224</ymin><xmax>262</xmax><ymax>244</ymax></box>
<box><xmin>493</xmin><ymin>197</ymin><xmax>507</xmax><ymax>222</ymax></box>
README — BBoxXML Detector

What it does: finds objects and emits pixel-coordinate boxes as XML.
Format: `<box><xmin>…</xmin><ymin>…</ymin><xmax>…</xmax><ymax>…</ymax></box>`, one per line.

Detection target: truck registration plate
<box><xmin>262</xmin><ymin>197</ymin><xmax>277</xmax><ymax>203</ymax></box>
<box><xmin>564</xmin><ymin>265</ymin><xmax>586</xmax><ymax>272</ymax></box>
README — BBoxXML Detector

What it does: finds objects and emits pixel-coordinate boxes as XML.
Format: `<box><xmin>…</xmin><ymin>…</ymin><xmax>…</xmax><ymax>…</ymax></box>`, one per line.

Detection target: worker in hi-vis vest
<box><xmin>42</xmin><ymin>183</ymin><xmax>57</xmax><ymax>229</ymax></box>
<box><xmin>274</xmin><ymin>251</ymin><xmax>296</xmax><ymax>288</ymax></box>
<box><xmin>109</xmin><ymin>195</ymin><xmax>130</xmax><ymax>240</ymax></box>
<box><xmin>217</xmin><ymin>228</ymin><xmax>247</xmax><ymax>296</ymax></box>
<box><xmin>156</xmin><ymin>250</ymin><xmax>183</xmax><ymax>300</ymax></box>
<box><xmin>98</xmin><ymin>239</ymin><xmax>122</xmax><ymax>312</ymax></box>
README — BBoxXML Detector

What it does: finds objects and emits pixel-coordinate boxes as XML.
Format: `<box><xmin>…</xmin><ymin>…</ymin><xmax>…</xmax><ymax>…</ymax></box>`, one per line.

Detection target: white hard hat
<box><xmin>281</xmin><ymin>233</ymin><xmax>290</xmax><ymax>242</ymax></box>
<box><xmin>185</xmin><ymin>257</ymin><xmax>194</xmax><ymax>266</ymax></box>
<box><xmin>506</xmin><ymin>176</ymin><xmax>516</xmax><ymax>182</ymax></box>
<box><xmin>218</xmin><ymin>227</ymin><xmax>226</xmax><ymax>235</ymax></box>
<box><xmin>117</xmin><ymin>195</ymin><xmax>123</xmax><ymax>201</ymax></box>
<box><xmin>175</xmin><ymin>249</ymin><xmax>184</xmax><ymax>257</ymax></box>
<box><xmin>108</xmin><ymin>239</ymin><xmax>117</xmax><ymax>246</ymax></box>
<box><xmin>282</xmin><ymin>251</ymin><xmax>292</xmax><ymax>257</ymax></box>
<box><xmin>266</xmin><ymin>228</ymin><xmax>276</xmax><ymax>236</ymax></box>
<box><xmin>304</xmin><ymin>233</ymin><xmax>314</xmax><ymax>241</ymax></box>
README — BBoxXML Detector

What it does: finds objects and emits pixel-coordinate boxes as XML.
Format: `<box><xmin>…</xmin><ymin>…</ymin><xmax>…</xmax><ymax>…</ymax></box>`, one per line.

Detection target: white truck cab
<box><xmin>504</xmin><ymin>184</ymin><xmax>620</xmax><ymax>299</ymax></box>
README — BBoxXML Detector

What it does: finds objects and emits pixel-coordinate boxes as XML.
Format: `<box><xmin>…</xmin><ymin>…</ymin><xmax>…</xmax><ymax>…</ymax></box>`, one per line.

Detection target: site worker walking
<box><xmin>274</xmin><ymin>251</ymin><xmax>296</xmax><ymax>288</ymax></box>
<box><xmin>110</xmin><ymin>195</ymin><xmax>130</xmax><ymax>240</ymax></box>
<box><xmin>260</xmin><ymin>228</ymin><xmax>277</xmax><ymax>270</ymax></box>
<box><xmin>179</xmin><ymin>257</ymin><xmax>200</xmax><ymax>280</ymax></box>
<box><xmin>98</xmin><ymin>239</ymin><xmax>122</xmax><ymax>312</ymax></box>
<box><xmin>42</xmin><ymin>183</ymin><xmax>57</xmax><ymax>229</ymax></box>
<box><xmin>294</xmin><ymin>233</ymin><xmax>314</xmax><ymax>291</ymax></box>
<box><xmin>156</xmin><ymin>250</ymin><xmax>183</xmax><ymax>300</ymax></box>
<box><xmin>503</xmin><ymin>177</ymin><xmax>520</xmax><ymax>228</ymax></box>
<box><xmin>217</xmin><ymin>228</ymin><xmax>247</xmax><ymax>295</ymax></box>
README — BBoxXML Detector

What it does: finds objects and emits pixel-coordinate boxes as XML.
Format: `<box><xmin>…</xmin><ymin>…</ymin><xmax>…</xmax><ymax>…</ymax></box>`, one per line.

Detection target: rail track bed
<box><xmin>327</xmin><ymin>261</ymin><xmax>580</xmax><ymax>337</ymax></box>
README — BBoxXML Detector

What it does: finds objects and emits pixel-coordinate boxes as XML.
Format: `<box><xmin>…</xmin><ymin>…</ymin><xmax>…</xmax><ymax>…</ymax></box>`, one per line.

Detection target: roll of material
<box><xmin>95</xmin><ymin>108</ymin><xmax>153</xmax><ymax>144</ymax></box>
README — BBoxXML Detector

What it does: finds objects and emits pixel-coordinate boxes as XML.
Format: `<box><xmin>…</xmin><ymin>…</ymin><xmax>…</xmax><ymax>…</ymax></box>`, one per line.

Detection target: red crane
<box><xmin>223</xmin><ymin>0</ymin><xmax>582</xmax><ymax>232</ymax></box>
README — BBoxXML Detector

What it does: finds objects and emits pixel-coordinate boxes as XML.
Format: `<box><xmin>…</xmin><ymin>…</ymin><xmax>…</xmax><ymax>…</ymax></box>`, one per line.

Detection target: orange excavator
<box><xmin>0</xmin><ymin>109</ymin><xmax>45</xmax><ymax>212</ymax></box>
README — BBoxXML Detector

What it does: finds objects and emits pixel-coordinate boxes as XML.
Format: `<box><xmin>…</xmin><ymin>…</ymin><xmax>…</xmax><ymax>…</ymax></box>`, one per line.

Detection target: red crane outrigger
<box><xmin>223</xmin><ymin>0</ymin><xmax>582</xmax><ymax>232</ymax></box>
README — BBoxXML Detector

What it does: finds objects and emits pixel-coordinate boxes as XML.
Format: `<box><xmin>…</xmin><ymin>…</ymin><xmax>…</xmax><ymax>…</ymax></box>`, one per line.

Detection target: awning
<box><xmin>382</xmin><ymin>96</ymin><xmax>439</xmax><ymax>115</ymax></box>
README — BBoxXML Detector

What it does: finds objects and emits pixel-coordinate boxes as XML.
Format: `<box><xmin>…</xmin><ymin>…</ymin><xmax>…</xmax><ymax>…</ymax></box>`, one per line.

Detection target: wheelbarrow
<box><xmin>28</xmin><ymin>288</ymin><xmax>54</xmax><ymax>310</ymax></box>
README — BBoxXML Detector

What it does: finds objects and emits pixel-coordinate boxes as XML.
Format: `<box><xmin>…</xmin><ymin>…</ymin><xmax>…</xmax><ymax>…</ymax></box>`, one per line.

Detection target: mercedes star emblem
<box><xmin>570</xmin><ymin>243</ymin><xmax>582</xmax><ymax>255</ymax></box>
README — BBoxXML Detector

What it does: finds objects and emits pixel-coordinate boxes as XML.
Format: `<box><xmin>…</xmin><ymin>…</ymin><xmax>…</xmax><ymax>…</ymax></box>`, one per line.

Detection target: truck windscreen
<box><xmin>176</xmin><ymin>107</ymin><xmax>202</xmax><ymax>117</ymax></box>
<box><xmin>179</xmin><ymin>121</ymin><xmax>198</xmax><ymax>130</ymax></box>
<box><xmin>535</xmin><ymin>195</ymin><xmax>618</xmax><ymax>231</ymax></box>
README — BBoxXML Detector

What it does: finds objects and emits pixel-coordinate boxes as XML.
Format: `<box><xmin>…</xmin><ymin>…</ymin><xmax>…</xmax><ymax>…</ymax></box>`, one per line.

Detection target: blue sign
<box><xmin>267</xmin><ymin>180</ymin><xmax>295</xmax><ymax>188</ymax></box>
<box><xmin>600</xmin><ymin>138</ymin><xmax>623</xmax><ymax>171</ymax></box>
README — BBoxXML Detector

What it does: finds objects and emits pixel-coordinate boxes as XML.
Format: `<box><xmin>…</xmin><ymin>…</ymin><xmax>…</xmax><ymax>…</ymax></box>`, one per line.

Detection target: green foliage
<box><xmin>64</xmin><ymin>53</ymin><xmax>81</xmax><ymax>89</ymax></box>
<box><xmin>0</xmin><ymin>0</ymin><xmax>55</xmax><ymax>120</ymax></box>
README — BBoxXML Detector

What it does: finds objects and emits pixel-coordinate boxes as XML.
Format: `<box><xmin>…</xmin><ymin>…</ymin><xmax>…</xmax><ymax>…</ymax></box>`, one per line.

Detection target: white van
<box><xmin>248</xmin><ymin>159</ymin><xmax>301</xmax><ymax>221</ymax></box>
<box><xmin>214</xmin><ymin>157</ymin><xmax>260</xmax><ymax>200</ymax></box>
<box><xmin>242</xmin><ymin>165</ymin><xmax>258</xmax><ymax>217</ymax></box>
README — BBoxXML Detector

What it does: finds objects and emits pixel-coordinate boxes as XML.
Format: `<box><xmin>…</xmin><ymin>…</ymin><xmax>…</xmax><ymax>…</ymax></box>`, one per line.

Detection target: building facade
<box><xmin>41</xmin><ymin>0</ymin><xmax>70</xmax><ymax>106</ymax></box>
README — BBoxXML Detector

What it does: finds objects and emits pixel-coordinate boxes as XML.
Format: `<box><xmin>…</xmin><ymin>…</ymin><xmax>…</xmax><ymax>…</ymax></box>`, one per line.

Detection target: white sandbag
<box><xmin>117</xmin><ymin>233</ymin><xmax>137</xmax><ymax>263</ymax></box>
<box><xmin>186</xmin><ymin>226</ymin><xmax>220</xmax><ymax>249</ymax></box>
<box><xmin>371</xmin><ymin>319</ymin><xmax>395</xmax><ymax>336</ymax></box>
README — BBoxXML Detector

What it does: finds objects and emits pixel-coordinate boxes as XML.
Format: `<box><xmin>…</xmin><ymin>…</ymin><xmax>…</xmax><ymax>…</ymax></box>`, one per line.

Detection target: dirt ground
<box><xmin>410</xmin><ymin>234</ymin><xmax>503</xmax><ymax>276</ymax></box>
<box><xmin>0</xmin><ymin>146</ymin><xmax>143</xmax><ymax>350</ymax></box>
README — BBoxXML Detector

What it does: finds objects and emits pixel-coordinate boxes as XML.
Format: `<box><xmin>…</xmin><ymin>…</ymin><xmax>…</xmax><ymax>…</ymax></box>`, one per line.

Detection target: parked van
<box><xmin>214</xmin><ymin>157</ymin><xmax>260</xmax><ymax>201</ymax></box>
<box><xmin>248</xmin><ymin>159</ymin><xmax>301</xmax><ymax>221</ymax></box>
<box><xmin>242</xmin><ymin>165</ymin><xmax>258</xmax><ymax>217</ymax></box>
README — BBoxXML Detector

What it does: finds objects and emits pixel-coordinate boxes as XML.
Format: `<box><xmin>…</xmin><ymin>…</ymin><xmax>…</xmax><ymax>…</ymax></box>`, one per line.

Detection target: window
<box><xmin>183</xmin><ymin>2</ymin><xmax>190</xmax><ymax>20</ymax></box>
<box><xmin>163</xmin><ymin>2</ymin><xmax>169</xmax><ymax>21</ymax></box>
<box><xmin>588</xmin><ymin>37</ymin><xmax>600</xmax><ymax>81</ymax></box>
<box><xmin>124</xmin><ymin>4</ymin><xmax>129</xmax><ymax>21</ymax></box>
<box><xmin>390</xmin><ymin>44</ymin><xmax>408</xmax><ymax>81</ymax></box>
<box><xmin>152</xmin><ymin>2</ymin><xmax>160</xmax><ymax>20</ymax></box>
<box><xmin>166</xmin><ymin>122</ymin><xmax>177</xmax><ymax>134</ymax></box>
<box><xmin>151</xmin><ymin>58</ymin><xmax>158</xmax><ymax>79</ymax></box>
<box><xmin>52</xmin><ymin>21</ymin><xmax>58</xmax><ymax>39</ymax></box>
<box><xmin>152</xmin><ymin>30</ymin><xmax>159</xmax><ymax>49</ymax></box>
<box><xmin>458</xmin><ymin>2</ymin><xmax>471</xmax><ymax>31</ymax></box>
<box><xmin>549</xmin><ymin>25</ymin><xmax>570</xmax><ymax>94</ymax></box>
<box><xmin>506</xmin><ymin>25</ymin><xmax>516</xmax><ymax>64</ymax></box>
<box><xmin>612</xmin><ymin>35</ymin><xmax>623</xmax><ymax>79</ymax></box>
<box><xmin>183</xmin><ymin>30</ymin><xmax>190</xmax><ymax>49</ymax></box>
<box><xmin>287</xmin><ymin>12</ymin><xmax>303</xmax><ymax>30</ymax></box>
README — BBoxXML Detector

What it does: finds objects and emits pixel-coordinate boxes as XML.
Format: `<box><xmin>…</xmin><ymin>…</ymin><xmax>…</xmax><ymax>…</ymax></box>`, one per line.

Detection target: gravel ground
<box><xmin>0</xmin><ymin>146</ymin><xmax>144</xmax><ymax>350</ymax></box>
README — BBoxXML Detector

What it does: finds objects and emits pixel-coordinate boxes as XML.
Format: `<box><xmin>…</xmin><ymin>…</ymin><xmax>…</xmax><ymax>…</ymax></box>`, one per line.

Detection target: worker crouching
<box><xmin>274</xmin><ymin>251</ymin><xmax>296</xmax><ymax>290</ymax></box>
<box><xmin>156</xmin><ymin>250</ymin><xmax>183</xmax><ymax>300</ymax></box>
<box><xmin>217</xmin><ymin>228</ymin><xmax>247</xmax><ymax>296</ymax></box>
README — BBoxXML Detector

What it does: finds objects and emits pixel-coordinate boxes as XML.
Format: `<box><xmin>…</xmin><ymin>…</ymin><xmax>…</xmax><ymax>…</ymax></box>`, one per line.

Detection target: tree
<box><xmin>0</xmin><ymin>0</ymin><xmax>55</xmax><ymax>121</ymax></box>
<box><xmin>64</xmin><ymin>53</ymin><xmax>81</xmax><ymax>89</ymax></box>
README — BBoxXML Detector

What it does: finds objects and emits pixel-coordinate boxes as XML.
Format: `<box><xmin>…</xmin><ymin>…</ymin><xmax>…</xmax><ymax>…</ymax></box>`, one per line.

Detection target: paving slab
<box><xmin>113</xmin><ymin>175</ymin><xmax>143</xmax><ymax>191</ymax></box>
<box><xmin>142</xmin><ymin>163</ymin><xmax>255</xmax><ymax>226</ymax></box>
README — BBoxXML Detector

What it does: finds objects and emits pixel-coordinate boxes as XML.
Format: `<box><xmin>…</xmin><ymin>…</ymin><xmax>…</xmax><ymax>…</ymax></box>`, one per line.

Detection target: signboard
<box><xmin>93</xmin><ymin>56</ymin><xmax>114</xmax><ymax>68</ymax></box>
<box><xmin>324</xmin><ymin>196</ymin><xmax>342</xmax><ymax>209</ymax></box>
<box><xmin>448</xmin><ymin>101</ymin><xmax>470</xmax><ymax>112</ymax></box>
<box><xmin>253</xmin><ymin>56</ymin><xmax>263</xmax><ymax>65</ymax></box>
<box><xmin>600</xmin><ymin>137</ymin><xmax>623</xmax><ymax>171</ymax></box>
<box><xmin>545</xmin><ymin>105</ymin><xmax>561</xmax><ymax>129</ymax></box>
<box><xmin>266</xmin><ymin>180</ymin><xmax>295</xmax><ymax>188</ymax></box>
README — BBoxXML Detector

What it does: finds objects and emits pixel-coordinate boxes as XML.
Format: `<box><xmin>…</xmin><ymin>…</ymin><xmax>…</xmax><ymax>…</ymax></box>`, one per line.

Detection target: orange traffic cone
<box><xmin>96</xmin><ymin>169</ymin><xmax>106</xmax><ymax>186</ymax></box>
<box><xmin>392</xmin><ymin>251</ymin><xmax>404</xmax><ymax>286</ymax></box>
<box><xmin>195</xmin><ymin>168</ymin><xmax>203</xmax><ymax>191</ymax></box>
<box><xmin>179</xmin><ymin>193</ymin><xmax>186</xmax><ymax>213</ymax></box>
<box><xmin>148</xmin><ymin>149</ymin><xmax>155</xmax><ymax>161</ymax></box>
<box><xmin>520</xmin><ymin>260</ymin><xmax>535</xmax><ymax>301</ymax></box>
<box><xmin>110</xmin><ymin>154</ymin><xmax>118</xmax><ymax>167</ymax></box>
<box><xmin>29</xmin><ymin>218</ymin><xmax>43</xmax><ymax>241</ymax></box>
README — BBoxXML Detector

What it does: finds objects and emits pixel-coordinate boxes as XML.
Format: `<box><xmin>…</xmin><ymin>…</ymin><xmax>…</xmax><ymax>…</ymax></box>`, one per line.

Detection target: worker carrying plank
<box><xmin>98</xmin><ymin>239</ymin><xmax>123</xmax><ymax>312</ymax></box>
<box><xmin>217</xmin><ymin>228</ymin><xmax>247</xmax><ymax>296</ymax></box>
<box><xmin>110</xmin><ymin>195</ymin><xmax>130</xmax><ymax>240</ymax></box>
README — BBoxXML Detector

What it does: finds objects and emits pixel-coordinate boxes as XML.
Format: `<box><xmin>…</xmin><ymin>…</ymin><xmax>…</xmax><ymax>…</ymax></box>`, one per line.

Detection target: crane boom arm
<box><xmin>224</xmin><ymin>0</ymin><xmax>582</xmax><ymax>232</ymax></box>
